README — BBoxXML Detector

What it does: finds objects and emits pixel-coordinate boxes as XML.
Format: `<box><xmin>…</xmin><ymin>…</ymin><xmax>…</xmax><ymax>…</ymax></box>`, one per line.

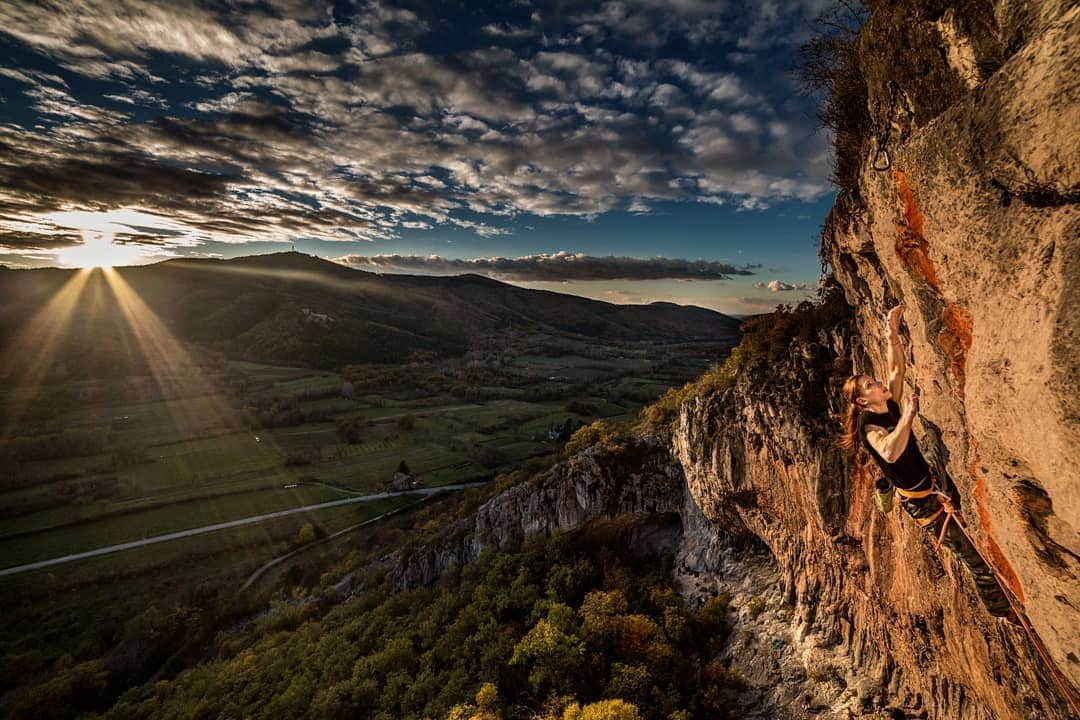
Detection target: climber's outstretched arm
<box><xmin>884</xmin><ymin>305</ymin><xmax>905</xmax><ymax>398</ymax></box>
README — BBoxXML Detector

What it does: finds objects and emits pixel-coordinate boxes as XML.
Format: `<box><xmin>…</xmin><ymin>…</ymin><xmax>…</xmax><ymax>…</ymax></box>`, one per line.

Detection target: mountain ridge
<box><xmin>0</xmin><ymin>251</ymin><xmax>743</xmax><ymax>371</ymax></box>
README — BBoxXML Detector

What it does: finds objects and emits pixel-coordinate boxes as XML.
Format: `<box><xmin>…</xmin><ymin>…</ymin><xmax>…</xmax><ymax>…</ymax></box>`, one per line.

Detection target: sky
<box><xmin>0</xmin><ymin>0</ymin><xmax>838</xmax><ymax>316</ymax></box>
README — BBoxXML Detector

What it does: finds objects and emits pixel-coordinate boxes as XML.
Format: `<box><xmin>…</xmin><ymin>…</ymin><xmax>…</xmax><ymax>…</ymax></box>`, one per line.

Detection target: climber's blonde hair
<box><xmin>834</xmin><ymin>374</ymin><xmax>868</xmax><ymax>451</ymax></box>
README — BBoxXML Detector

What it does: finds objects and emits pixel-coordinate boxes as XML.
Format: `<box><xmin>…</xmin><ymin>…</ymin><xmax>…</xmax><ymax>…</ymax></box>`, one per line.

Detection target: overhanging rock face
<box><xmin>675</xmin><ymin>2</ymin><xmax>1078</xmax><ymax>718</ymax></box>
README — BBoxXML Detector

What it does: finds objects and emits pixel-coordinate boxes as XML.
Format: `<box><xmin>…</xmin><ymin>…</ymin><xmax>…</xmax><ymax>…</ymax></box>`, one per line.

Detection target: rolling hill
<box><xmin>0</xmin><ymin>252</ymin><xmax>743</xmax><ymax>371</ymax></box>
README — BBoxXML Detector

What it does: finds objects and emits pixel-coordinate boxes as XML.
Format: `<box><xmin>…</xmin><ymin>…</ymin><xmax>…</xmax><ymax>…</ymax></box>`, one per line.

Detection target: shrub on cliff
<box><xmin>791</xmin><ymin>0</ymin><xmax>870</xmax><ymax>199</ymax></box>
<box><xmin>564</xmin><ymin>420</ymin><xmax>632</xmax><ymax>456</ymax></box>
<box><xmin>634</xmin><ymin>382</ymin><xmax>695</xmax><ymax>439</ymax></box>
<box><xmin>729</xmin><ymin>276</ymin><xmax>850</xmax><ymax>372</ymax></box>
<box><xmin>636</xmin><ymin>275</ymin><xmax>853</xmax><ymax>438</ymax></box>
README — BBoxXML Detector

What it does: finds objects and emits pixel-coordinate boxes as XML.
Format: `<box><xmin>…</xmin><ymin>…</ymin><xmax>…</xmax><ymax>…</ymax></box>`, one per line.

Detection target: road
<box><xmin>239</xmin><ymin>494</ymin><xmax>433</xmax><ymax>591</ymax></box>
<box><xmin>0</xmin><ymin>481</ymin><xmax>490</xmax><ymax>578</ymax></box>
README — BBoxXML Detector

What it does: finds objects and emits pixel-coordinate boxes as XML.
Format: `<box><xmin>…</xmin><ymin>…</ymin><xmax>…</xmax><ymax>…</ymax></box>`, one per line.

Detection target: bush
<box><xmin>726</xmin><ymin>276</ymin><xmax>852</xmax><ymax>374</ymax></box>
<box><xmin>559</xmin><ymin>699</ymin><xmax>642</xmax><ymax>720</ymax></box>
<box><xmin>563</xmin><ymin>420</ymin><xmax>631</xmax><ymax>456</ymax></box>
<box><xmin>791</xmin><ymin>0</ymin><xmax>870</xmax><ymax>198</ymax></box>
<box><xmin>634</xmin><ymin>383</ymin><xmax>694</xmax><ymax>439</ymax></box>
<box><xmin>297</xmin><ymin>523</ymin><xmax>317</xmax><ymax>545</ymax></box>
<box><xmin>633</xmin><ymin>362</ymin><xmax>733</xmax><ymax>440</ymax></box>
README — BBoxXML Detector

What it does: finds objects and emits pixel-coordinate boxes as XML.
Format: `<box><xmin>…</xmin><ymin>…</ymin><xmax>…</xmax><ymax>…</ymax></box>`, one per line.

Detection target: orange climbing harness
<box><xmin>894</xmin><ymin>466</ymin><xmax>1080</xmax><ymax>716</ymax></box>
<box><xmin>893</xmin><ymin>469</ymin><xmax>953</xmax><ymax>551</ymax></box>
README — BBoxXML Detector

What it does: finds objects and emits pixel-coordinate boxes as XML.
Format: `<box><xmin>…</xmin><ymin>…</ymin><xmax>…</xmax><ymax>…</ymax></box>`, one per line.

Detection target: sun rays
<box><xmin>0</xmin><ymin>269</ymin><xmax>92</xmax><ymax>439</ymax></box>
<box><xmin>102</xmin><ymin>269</ymin><xmax>247</xmax><ymax>437</ymax></box>
<box><xmin>0</xmin><ymin>266</ymin><xmax>288</xmax><ymax>496</ymax></box>
<box><xmin>56</xmin><ymin>231</ymin><xmax>149</xmax><ymax>269</ymax></box>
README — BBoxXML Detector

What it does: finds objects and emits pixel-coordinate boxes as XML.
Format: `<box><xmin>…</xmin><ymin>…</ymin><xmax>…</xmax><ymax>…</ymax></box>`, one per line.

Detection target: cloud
<box><xmin>753</xmin><ymin>279</ymin><xmax>809</xmax><ymax>291</ymax></box>
<box><xmin>481</xmin><ymin>22</ymin><xmax>538</xmax><ymax>40</ymax></box>
<box><xmin>336</xmin><ymin>251</ymin><xmax>761</xmax><ymax>282</ymax></box>
<box><xmin>0</xmin><ymin>0</ymin><xmax>836</xmax><ymax>257</ymax></box>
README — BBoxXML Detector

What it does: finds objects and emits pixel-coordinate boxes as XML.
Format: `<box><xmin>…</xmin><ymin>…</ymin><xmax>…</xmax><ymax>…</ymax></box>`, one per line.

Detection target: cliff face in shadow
<box><xmin>365</xmin><ymin>2</ymin><xmax>1078</xmax><ymax>717</ymax></box>
<box><xmin>676</xmin><ymin>1</ymin><xmax>1077</xmax><ymax>716</ymax></box>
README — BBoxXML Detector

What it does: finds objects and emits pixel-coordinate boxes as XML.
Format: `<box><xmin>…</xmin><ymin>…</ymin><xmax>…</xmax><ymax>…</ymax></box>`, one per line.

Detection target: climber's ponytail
<box><xmin>833</xmin><ymin>374</ymin><xmax>864</xmax><ymax>451</ymax></box>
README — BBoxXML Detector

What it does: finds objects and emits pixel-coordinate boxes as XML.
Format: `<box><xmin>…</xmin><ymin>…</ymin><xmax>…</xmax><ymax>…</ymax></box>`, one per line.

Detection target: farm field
<box><xmin>0</xmin><ymin>334</ymin><xmax>730</xmax><ymax>707</ymax></box>
<box><xmin>0</xmin><ymin>340</ymin><xmax>722</xmax><ymax>572</ymax></box>
<box><xmin>0</xmin><ymin>492</ymin><xmax>423</xmax><ymax>685</ymax></box>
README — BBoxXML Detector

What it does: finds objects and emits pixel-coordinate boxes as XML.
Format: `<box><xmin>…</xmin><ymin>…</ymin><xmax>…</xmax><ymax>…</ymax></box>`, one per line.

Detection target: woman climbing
<box><xmin>835</xmin><ymin>304</ymin><xmax>1020</xmax><ymax>625</ymax></box>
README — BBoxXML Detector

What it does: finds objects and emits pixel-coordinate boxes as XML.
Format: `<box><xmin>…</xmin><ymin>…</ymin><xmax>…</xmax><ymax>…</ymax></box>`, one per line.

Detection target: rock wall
<box><xmin>673</xmin><ymin>1</ymin><xmax>1078</xmax><ymax>717</ymax></box>
<box><xmin>372</xmin><ymin>436</ymin><xmax>687</xmax><ymax>593</ymax></box>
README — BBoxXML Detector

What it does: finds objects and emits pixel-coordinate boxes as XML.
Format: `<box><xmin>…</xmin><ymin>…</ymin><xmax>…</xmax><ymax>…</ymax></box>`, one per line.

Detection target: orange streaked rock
<box><xmin>937</xmin><ymin>303</ymin><xmax>973</xmax><ymax>399</ymax></box>
<box><xmin>892</xmin><ymin>168</ymin><xmax>941</xmax><ymax>291</ymax></box>
<box><xmin>969</xmin><ymin>436</ymin><xmax>1026</xmax><ymax>603</ymax></box>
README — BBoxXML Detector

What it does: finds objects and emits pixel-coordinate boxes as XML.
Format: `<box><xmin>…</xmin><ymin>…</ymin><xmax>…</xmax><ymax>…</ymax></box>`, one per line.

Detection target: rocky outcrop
<box><xmin>374</xmin><ymin>437</ymin><xmax>687</xmax><ymax>592</ymax></box>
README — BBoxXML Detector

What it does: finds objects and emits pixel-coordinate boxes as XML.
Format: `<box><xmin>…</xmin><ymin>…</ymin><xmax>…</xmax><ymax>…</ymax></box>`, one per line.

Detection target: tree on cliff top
<box><xmin>790</xmin><ymin>0</ymin><xmax>870</xmax><ymax>199</ymax></box>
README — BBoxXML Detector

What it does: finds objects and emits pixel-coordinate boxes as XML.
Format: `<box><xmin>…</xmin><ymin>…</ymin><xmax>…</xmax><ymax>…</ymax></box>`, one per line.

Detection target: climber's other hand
<box><xmin>903</xmin><ymin>390</ymin><xmax>919</xmax><ymax>417</ymax></box>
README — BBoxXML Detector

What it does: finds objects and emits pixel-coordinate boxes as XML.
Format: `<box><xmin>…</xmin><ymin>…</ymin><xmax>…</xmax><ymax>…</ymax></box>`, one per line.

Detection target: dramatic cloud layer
<box><xmin>337</xmin><ymin>251</ymin><xmax>764</xmax><ymax>281</ymax></box>
<box><xmin>0</xmin><ymin>0</ymin><xmax>834</xmax><ymax>263</ymax></box>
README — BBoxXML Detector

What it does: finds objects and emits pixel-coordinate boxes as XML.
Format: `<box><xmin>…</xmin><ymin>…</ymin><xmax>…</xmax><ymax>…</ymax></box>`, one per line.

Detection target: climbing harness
<box><xmin>894</xmin><ymin>466</ymin><xmax>1080</xmax><ymax>716</ymax></box>
<box><xmin>870</xmin><ymin>80</ymin><xmax>915</xmax><ymax>172</ymax></box>
<box><xmin>893</xmin><ymin>469</ymin><xmax>951</xmax><ymax>548</ymax></box>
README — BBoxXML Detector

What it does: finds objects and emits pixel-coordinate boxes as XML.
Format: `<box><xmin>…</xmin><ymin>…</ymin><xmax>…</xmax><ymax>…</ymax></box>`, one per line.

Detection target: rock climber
<box><xmin>835</xmin><ymin>304</ymin><xmax>1020</xmax><ymax>625</ymax></box>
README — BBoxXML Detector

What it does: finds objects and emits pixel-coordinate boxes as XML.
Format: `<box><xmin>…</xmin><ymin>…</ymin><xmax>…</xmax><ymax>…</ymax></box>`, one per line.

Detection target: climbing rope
<box><xmin>899</xmin><ymin>473</ymin><xmax>1080</xmax><ymax>717</ymax></box>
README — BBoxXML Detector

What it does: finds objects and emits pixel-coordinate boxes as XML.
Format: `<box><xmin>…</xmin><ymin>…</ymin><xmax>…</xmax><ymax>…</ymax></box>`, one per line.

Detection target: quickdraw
<box><xmin>870</xmin><ymin>80</ymin><xmax>915</xmax><ymax>172</ymax></box>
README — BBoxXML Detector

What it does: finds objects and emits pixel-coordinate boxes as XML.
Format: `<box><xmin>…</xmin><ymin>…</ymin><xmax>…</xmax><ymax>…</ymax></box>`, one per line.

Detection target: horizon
<box><xmin>0</xmin><ymin>249</ymin><xmax>777</xmax><ymax>319</ymax></box>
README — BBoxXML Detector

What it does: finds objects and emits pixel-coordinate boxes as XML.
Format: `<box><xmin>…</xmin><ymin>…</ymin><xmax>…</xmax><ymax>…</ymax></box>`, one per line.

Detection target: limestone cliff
<box><xmin>674</xmin><ymin>1</ymin><xmax>1078</xmax><ymax>716</ymax></box>
<box><xmin>360</xmin><ymin>2</ymin><xmax>1078</xmax><ymax>717</ymax></box>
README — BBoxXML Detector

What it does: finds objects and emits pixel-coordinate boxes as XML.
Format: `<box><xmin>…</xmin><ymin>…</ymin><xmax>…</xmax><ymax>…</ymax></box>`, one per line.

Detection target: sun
<box><xmin>57</xmin><ymin>232</ymin><xmax>145</xmax><ymax>269</ymax></box>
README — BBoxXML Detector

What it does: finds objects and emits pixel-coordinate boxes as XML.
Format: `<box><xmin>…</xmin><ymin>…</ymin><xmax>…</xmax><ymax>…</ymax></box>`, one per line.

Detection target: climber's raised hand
<box><xmin>883</xmin><ymin>304</ymin><xmax>904</xmax><ymax>338</ymax></box>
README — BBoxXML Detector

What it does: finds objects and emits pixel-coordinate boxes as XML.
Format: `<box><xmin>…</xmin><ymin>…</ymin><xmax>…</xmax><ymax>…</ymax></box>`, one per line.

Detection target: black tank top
<box><xmin>857</xmin><ymin>398</ymin><xmax>932</xmax><ymax>491</ymax></box>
